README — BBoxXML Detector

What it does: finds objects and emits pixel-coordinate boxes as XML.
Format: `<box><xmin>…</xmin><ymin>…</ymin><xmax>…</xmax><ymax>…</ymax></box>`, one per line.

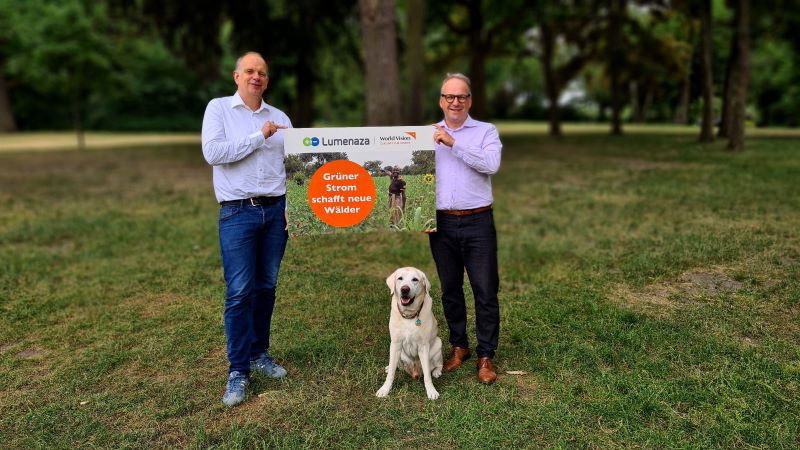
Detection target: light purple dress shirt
<box><xmin>201</xmin><ymin>92</ymin><xmax>292</xmax><ymax>202</ymax></box>
<box><xmin>434</xmin><ymin>116</ymin><xmax>502</xmax><ymax>210</ymax></box>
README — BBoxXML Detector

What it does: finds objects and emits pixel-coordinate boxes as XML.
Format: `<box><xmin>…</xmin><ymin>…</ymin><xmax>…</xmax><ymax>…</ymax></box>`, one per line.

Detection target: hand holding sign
<box><xmin>433</xmin><ymin>124</ymin><xmax>455</xmax><ymax>147</ymax></box>
<box><xmin>261</xmin><ymin>121</ymin><xmax>287</xmax><ymax>139</ymax></box>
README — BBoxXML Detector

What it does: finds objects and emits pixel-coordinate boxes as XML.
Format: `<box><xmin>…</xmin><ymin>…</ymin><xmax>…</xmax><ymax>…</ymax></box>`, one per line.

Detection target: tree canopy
<box><xmin>1</xmin><ymin>0</ymin><xmax>796</xmax><ymax>141</ymax></box>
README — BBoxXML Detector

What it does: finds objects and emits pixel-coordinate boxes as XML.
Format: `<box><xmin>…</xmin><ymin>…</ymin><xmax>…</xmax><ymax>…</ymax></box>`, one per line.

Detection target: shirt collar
<box><xmin>438</xmin><ymin>115</ymin><xmax>478</xmax><ymax>132</ymax></box>
<box><xmin>230</xmin><ymin>91</ymin><xmax>269</xmax><ymax>113</ymax></box>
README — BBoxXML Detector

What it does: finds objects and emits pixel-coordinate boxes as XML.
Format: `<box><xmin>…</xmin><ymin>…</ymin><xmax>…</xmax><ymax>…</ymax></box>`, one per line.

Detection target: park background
<box><xmin>1</xmin><ymin>0</ymin><xmax>799</xmax><ymax>448</ymax></box>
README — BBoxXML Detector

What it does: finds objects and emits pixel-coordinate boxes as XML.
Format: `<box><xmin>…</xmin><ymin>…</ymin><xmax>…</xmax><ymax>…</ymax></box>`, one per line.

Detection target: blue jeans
<box><xmin>429</xmin><ymin>209</ymin><xmax>500</xmax><ymax>358</ymax></box>
<box><xmin>218</xmin><ymin>197</ymin><xmax>288</xmax><ymax>374</ymax></box>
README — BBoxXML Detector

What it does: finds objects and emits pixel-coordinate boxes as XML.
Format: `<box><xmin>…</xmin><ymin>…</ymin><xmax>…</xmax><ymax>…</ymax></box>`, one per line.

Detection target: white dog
<box><xmin>376</xmin><ymin>267</ymin><xmax>443</xmax><ymax>400</ymax></box>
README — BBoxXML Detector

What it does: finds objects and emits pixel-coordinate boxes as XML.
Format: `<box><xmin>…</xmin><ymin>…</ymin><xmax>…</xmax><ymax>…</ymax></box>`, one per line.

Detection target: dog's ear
<box><xmin>386</xmin><ymin>269</ymin><xmax>397</xmax><ymax>295</ymax></box>
<box><xmin>420</xmin><ymin>270</ymin><xmax>431</xmax><ymax>295</ymax></box>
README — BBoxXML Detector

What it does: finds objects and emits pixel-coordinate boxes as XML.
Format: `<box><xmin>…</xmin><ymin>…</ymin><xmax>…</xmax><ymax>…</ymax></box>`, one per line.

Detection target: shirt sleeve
<box><xmin>450</xmin><ymin>125</ymin><xmax>502</xmax><ymax>175</ymax></box>
<box><xmin>201</xmin><ymin>99</ymin><xmax>264</xmax><ymax>166</ymax></box>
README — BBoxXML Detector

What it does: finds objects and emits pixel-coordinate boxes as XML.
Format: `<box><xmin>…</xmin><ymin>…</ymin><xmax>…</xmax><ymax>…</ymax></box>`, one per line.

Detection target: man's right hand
<box><xmin>261</xmin><ymin>121</ymin><xmax>287</xmax><ymax>139</ymax></box>
<box><xmin>433</xmin><ymin>124</ymin><xmax>455</xmax><ymax>147</ymax></box>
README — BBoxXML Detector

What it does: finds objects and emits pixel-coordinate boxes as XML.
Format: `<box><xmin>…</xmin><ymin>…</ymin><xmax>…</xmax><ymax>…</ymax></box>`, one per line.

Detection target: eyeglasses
<box><xmin>440</xmin><ymin>94</ymin><xmax>471</xmax><ymax>103</ymax></box>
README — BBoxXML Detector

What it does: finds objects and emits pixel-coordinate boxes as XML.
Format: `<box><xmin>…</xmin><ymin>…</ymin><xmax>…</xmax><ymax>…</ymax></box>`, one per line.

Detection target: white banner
<box><xmin>281</xmin><ymin>126</ymin><xmax>437</xmax><ymax>236</ymax></box>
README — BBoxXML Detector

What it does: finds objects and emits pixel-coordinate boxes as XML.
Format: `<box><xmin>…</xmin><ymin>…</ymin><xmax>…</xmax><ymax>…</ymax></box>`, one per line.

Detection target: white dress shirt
<box><xmin>201</xmin><ymin>92</ymin><xmax>292</xmax><ymax>202</ymax></box>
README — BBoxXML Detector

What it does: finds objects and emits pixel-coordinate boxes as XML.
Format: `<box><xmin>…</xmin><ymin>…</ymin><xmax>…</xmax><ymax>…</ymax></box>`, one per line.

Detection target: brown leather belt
<box><xmin>439</xmin><ymin>205</ymin><xmax>492</xmax><ymax>216</ymax></box>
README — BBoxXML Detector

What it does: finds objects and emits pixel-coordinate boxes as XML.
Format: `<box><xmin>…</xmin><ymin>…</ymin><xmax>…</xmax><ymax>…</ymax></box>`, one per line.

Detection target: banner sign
<box><xmin>283</xmin><ymin>126</ymin><xmax>437</xmax><ymax>236</ymax></box>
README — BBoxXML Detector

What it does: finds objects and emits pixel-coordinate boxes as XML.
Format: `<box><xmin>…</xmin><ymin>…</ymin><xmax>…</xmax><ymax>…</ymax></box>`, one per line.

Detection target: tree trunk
<box><xmin>631</xmin><ymin>81</ymin><xmax>647</xmax><ymax>123</ymax></box>
<box><xmin>0</xmin><ymin>70</ymin><xmax>16</xmax><ymax>132</ymax></box>
<box><xmin>674</xmin><ymin>32</ymin><xmax>693</xmax><ymax>125</ymax></box>
<box><xmin>608</xmin><ymin>0</ymin><xmax>624</xmax><ymax>135</ymax></box>
<box><xmin>718</xmin><ymin>3</ymin><xmax>739</xmax><ymax>138</ymax></box>
<box><xmin>466</xmin><ymin>0</ymin><xmax>487</xmax><ymax>120</ymax></box>
<box><xmin>674</xmin><ymin>72</ymin><xmax>691</xmax><ymax>124</ymax></box>
<box><xmin>610</xmin><ymin>74</ymin><xmax>623</xmax><ymax>134</ymax></box>
<box><xmin>540</xmin><ymin>23</ymin><xmax>562</xmax><ymax>136</ymax></box>
<box><xmin>699</xmin><ymin>0</ymin><xmax>715</xmax><ymax>142</ymax></box>
<box><xmin>727</xmin><ymin>0</ymin><xmax>750</xmax><ymax>151</ymax></box>
<box><xmin>360</xmin><ymin>0</ymin><xmax>402</xmax><ymax>125</ymax></box>
<box><xmin>71</xmin><ymin>93</ymin><xmax>85</xmax><ymax>150</ymax></box>
<box><xmin>405</xmin><ymin>0</ymin><xmax>425</xmax><ymax>124</ymax></box>
<box><xmin>292</xmin><ymin>11</ymin><xmax>315</xmax><ymax>128</ymax></box>
<box><xmin>641</xmin><ymin>87</ymin><xmax>653</xmax><ymax>123</ymax></box>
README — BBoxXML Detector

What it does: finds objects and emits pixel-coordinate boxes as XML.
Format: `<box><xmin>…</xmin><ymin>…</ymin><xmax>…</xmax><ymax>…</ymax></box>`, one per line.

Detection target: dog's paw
<box><xmin>432</xmin><ymin>367</ymin><xmax>442</xmax><ymax>378</ymax></box>
<box><xmin>376</xmin><ymin>386</ymin><xmax>391</xmax><ymax>398</ymax></box>
<box><xmin>426</xmin><ymin>388</ymin><xmax>440</xmax><ymax>400</ymax></box>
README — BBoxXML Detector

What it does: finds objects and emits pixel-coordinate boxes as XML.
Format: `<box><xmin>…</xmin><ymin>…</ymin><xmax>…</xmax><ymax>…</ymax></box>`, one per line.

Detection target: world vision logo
<box><xmin>303</xmin><ymin>137</ymin><xmax>320</xmax><ymax>147</ymax></box>
<box><xmin>378</xmin><ymin>132</ymin><xmax>417</xmax><ymax>144</ymax></box>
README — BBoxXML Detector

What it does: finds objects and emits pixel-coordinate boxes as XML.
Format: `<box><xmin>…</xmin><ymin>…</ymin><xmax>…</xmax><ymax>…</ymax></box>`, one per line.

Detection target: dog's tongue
<box><xmin>401</xmin><ymin>295</ymin><xmax>412</xmax><ymax>305</ymax></box>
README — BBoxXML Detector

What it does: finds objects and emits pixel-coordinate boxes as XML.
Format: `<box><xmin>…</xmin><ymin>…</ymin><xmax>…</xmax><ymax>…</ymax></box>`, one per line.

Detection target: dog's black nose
<box><xmin>401</xmin><ymin>286</ymin><xmax>410</xmax><ymax>295</ymax></box>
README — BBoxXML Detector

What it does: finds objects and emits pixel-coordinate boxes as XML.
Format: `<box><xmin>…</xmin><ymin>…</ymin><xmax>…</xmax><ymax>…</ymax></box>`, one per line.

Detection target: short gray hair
<box><xmin>441</xmin><ymin>73</ymin><xmax>471</xmax><ymax>93</ymax></box>
<box><xmin>234</xmin><ymin>51</ymin><xmax>268</xmax><ymax>75</ymax></box>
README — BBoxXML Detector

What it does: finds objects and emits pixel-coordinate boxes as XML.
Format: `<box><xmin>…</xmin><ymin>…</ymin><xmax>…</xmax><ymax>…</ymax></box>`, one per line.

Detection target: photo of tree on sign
<box><xmin>285</xmin><ymin>150</ymin><xmax>436</xmax><ymax>236</ymax></box>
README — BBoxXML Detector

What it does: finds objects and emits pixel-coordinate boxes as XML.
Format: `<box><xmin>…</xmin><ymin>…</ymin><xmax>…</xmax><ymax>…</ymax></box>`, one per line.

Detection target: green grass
<box><xmin>1</xmin><ymin>128</ymin><xmax>799</xmax><ymax>448</ymax></box>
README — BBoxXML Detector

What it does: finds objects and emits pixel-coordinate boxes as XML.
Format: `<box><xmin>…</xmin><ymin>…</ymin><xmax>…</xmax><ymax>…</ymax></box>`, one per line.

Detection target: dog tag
<box><xmin>415</xmin><ymin>319</ymin><xmax>421</xmax><ymax>326</ymax></box>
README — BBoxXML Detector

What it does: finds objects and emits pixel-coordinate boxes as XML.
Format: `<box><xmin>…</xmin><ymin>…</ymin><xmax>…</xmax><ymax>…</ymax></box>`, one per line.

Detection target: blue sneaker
<box><xmin>222</xmin><ymin>371</ymin><xmax>249</xmax><ymax>407</ymax></box>
<box><xmin>251</xmin><ymin>353</ymin><xmax>287</xmax><ymax>378</ymax></box>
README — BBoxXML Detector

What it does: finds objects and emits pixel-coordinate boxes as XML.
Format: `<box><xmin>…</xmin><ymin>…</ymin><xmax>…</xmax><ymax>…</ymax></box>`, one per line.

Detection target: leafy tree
<box><xmin>741</xmin><ymin>0</ymin><xmax>800</xmax><ymax>126</ymax></box>
<box><xmin>363</xmin><ymin>160</ymin><xmax>385</xmax><ymax>176</ymax></box>
<box><xmin>527</xmin><ymin>0</ymin><xmax>601</xmax><ymax>136</ymax></box>
<box><xmin>10</xmin><ymin>0</ymin><xmax>114</xmax><ymax>148</ymax></box>
<box><xmin>428</xmin><ymin>0</ymin><xmax>527</xmax><ymax>120</ymax></box>
<box><xmin>403</xmin><ymin>150</ymin><xmax>435</xmax><ymax>174</ymax></box>
<box><xmin>0</xmin><ymin>0</ymin><xmax>18</xmax><ymax>132</ymax></box>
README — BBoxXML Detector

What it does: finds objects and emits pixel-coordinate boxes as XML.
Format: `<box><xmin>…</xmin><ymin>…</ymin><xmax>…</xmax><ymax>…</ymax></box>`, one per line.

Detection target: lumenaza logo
<box><xmin>303</xmin><ymin>136</ymin><xmax>370</xmax><ymax>146</ymax></box>
<box><xmin>302</xmin><ymin>136</ymin><xmax>320</xmax><ymax>146</ymax></box>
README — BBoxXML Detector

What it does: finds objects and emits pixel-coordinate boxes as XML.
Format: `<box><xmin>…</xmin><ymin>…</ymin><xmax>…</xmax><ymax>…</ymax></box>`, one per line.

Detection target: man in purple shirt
<box><xmin>430</xmin><ymin>73</ymin><xmax>502</xmax><ymax>384</ymax></box>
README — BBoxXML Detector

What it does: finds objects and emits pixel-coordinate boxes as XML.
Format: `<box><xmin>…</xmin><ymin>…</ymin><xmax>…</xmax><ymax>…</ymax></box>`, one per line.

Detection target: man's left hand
<box><xmin>433</xmin><ymin>124</ymin><xmax>455</xmax><ymax>147</ymax></box>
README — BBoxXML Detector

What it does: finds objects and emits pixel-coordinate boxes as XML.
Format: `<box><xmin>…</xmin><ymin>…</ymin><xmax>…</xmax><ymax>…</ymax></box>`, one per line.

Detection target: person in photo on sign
<box><xmin>429</xmin><ymin>73</ymin><xmax>502</xmax><ymax>384</ymax></box>
<box><xmin>385</xmin><ymin>166</ymin><xmax>406</xmax><ymax>225</ymax></box>
<box><xmin>201</xmin><ymin>51</ymin><xmax>292</xmax><ymax>407</ymax></box>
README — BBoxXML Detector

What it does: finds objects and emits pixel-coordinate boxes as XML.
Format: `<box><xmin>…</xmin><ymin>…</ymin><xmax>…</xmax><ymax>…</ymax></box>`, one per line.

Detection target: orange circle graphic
<box><xmin>306</xmin><ymin>160</ymin><xmax>375</xmax><ymax>227</ymax></box>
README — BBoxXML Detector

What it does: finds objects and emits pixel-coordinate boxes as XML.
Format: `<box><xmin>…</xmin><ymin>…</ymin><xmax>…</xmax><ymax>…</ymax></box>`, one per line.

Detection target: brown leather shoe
<box><xmin>476</xmin><ymin>357</ymin><xmax>497</xmax><ymax>384</ymax></box>
<box><xmin>443</xmin><ymin>347</ymin><xmax>471</xmax><ymax>372</ymax></box>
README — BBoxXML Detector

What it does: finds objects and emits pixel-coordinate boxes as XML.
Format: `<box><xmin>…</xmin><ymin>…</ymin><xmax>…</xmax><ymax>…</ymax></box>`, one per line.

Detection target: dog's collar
<box><xmin>397</xmin><ymin>298</ymin><xmax>424</xmax><ymax>325</ymax></box>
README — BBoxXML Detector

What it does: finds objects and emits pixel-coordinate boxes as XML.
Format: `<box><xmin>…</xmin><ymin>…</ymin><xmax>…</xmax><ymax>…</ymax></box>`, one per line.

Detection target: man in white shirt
<box><xmin>201</xmin><ymin>52</ymin><xmax>292</xmax><ymax>407</ymax></box>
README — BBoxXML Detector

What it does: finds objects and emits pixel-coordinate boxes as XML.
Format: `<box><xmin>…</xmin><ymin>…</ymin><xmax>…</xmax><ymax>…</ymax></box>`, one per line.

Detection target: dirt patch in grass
<box><xmin>121</xmin><ymin>293</ymin><xmax>197</xmax><ymax>320</ymax></box>
<box><xmin>16</xmin><ymin>346</ymin><xmax>45</xmax><ymax>359</ymax></box>
<box><xmin>503</xmin><ymin>373</ymin><xmax>551</xmax><ymax>403</ymax></box>
<box><xmin>679</xmin><ymin>271</ymin><xmax>743</xmax><ymax>296</ymax></box>
<box><xmin>611</xmin><ymin>255</ymin><xmax>800</xmax><ymax>349</ymax></box>
<box><xmin>611</xmin><ymin>267</ymin><xmax>744</xmax><ymax>316</ymax></box>
<box><xmin>0</xmin><ymin>342</ymin><xmax>20</xmax><ymax>355</ymax></box>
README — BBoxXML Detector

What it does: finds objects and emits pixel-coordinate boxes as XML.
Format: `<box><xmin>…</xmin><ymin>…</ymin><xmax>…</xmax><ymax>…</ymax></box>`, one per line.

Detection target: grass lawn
<box><xmin>1</xmin><ymin>126</ymin><xmax>798</xmax><ymax>447</ymax></box>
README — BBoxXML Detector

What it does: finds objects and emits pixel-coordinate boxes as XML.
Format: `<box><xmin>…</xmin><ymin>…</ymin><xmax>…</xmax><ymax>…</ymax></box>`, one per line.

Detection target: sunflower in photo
<box><xmin>423</xmin><ymin>173</ymin><xmax>435</xmax><ymax>184</ymax></box>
